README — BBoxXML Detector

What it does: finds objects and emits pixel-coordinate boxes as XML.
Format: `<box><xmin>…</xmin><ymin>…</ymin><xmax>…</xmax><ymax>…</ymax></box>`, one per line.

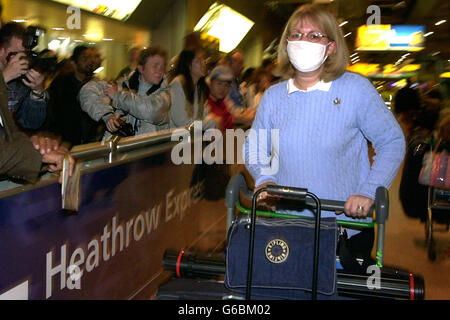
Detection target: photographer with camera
<box><xmin>80</xmin><ymin>46</ymin><xmax>171</xmax><ymax>140</ymax></box>
<box><xmin>0</xmin><ymin>22</ymin><xmax>48</xmax><ymax>131</ymax></box>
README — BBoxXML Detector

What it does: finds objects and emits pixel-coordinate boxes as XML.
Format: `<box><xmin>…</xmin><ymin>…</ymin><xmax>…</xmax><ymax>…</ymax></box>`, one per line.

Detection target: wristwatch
<box><xmin>31</xmin><ymin>90</ymin><xmax>45</xmax><ymax>99</ymax></box>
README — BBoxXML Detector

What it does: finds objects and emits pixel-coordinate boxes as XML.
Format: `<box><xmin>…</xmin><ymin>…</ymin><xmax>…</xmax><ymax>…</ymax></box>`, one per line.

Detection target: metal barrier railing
<box><xmin>61</xmin><ymin>128</ymin><xmax>190</xmax><ymax>212</ymax></box>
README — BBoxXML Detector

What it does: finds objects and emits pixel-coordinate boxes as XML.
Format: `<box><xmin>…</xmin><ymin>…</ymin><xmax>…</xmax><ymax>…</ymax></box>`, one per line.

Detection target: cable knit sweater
<box><xmin>244</xmin><ymin>71</ymin><xmax>405</xmax><ymax>221</ymax></box>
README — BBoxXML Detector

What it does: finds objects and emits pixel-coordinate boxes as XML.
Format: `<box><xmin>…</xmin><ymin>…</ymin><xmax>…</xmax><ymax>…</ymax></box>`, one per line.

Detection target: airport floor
<box><xmin>382</xmin><ymin>162</ymin><xmax>450</xmax><ymax>300</ymax></box>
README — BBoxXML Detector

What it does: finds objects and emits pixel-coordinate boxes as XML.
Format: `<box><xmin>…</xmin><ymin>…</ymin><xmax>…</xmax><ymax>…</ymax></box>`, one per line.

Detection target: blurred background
<box><xmin>0</xmin><ymin>0</ymin><xmax>448</xmax><ymax>92</ymax></box>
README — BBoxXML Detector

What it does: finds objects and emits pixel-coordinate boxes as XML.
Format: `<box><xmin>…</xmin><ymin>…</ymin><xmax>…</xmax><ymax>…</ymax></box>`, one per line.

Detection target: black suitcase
<box><xmin>399</xmin><ymin>136</ymin><xmax>430</xmax><ymax>221</ymax></box>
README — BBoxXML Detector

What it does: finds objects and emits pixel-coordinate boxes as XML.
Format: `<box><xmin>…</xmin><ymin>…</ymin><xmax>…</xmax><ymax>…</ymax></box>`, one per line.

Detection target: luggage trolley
<box><xmin>159</xmin><ymin>173</ymin><xmax>425</xmax><ymax>300</ymax></box>
<box><xmin>223</xmin><ymin>173</ymin><xmax>424</xmax><ymax>300</ymax></box>
<box><xmin>426</xmin><ymin>187</ymin><xmax>450</xmax><ymax>261</ymax></box>
<box><xmin>225</xmin><ymin>174</ymin><xmax>387</xmax><ymax>268</ymax></box>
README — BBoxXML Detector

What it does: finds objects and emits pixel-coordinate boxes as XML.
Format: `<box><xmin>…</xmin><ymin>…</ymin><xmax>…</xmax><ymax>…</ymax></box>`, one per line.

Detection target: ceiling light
<box><xmin>394</xmin><ymin>1</ymin><xmax>406</xmax><ymax>8</ymax></box>
<box><xmin>48</xmin><ymin>40</ymin><xmax>60</xmax><ymax>51</ymax></box>
<box><xmin>350</xmin><ymin>53</ymin><xmax>358</xmax><ymax>58</ymax></box>
<box><xmin>344</xmin><ymin>32</ymin><xmax>352</xmax><ymax>38</ymax></box>
<box><xmin>432</xmin><ymin>51</ymin><xmax>440</xmax><ymax>56</ymax></box>
<box><xmin>49</xmin><ymin>0</ymin><xmax>142</xmax><ymax>21</ymax></box>
<box><xmin>52</xmin><ymin>27</ymin><xmax>65</xmax><ymax>31</ymax></box>
<box><xmin>194</xmin><ymin>2</ymin><xmax>254</xmax><ymax>53</ymax></box>
<box><xmin>93</xmin><ymin>67</ymin><xmax>104</xmax><ymax>74</ymax></box>
<box><xmin>339</xmin><ymin>21</ymin><xmax>348</xmax><ymax>27</ymax></box>
<box><xmin>435</xmin><ymin>20</ymin><xmax>446</xmax><ymax>26</ymax></box>
<box><xmin>352</xmin><ymin>59</ymin><xmax>360</xmax><ymax>64</ymax></box>
<box><xmin>83</xmin><ymin>33</ymin><xmax>103</xmax><ymax>41</ymax></box>
<box><xmin>102</xmin><ymin>38</ymin><xmax>114</xmax><ymax>41</ymax></box>
<box><xmin>12</xmin><ymin>19</ymin><xmax>27</xmax><ymax>23</ymax></box>
<box><xmin>424</xmin><ymin>32</ymin><xmax>434</xmax><ymax>37</ymax></box>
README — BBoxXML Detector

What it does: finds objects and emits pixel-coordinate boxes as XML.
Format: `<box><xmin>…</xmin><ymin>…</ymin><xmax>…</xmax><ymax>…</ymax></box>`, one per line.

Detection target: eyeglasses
<box><xmin>287</xmin><ymin>31</ymin><xmax>328</xmax><ymax>43</ymax></box>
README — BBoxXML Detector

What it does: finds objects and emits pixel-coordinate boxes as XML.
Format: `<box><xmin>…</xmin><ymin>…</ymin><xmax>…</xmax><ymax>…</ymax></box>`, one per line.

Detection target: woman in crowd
<box><xmin>247</xmin><ymin>68</ymin><xmax>272</xmax><ymax>110</ymax></box>
<box><xmin>169</xmin><ymin>47</ymin><xmax>215</xmax><ymax>129</ymax></box>
<box><xmin>244</xmin><ymin>4</ymin><xmax>405</xmax><ymax>266</ymax></box>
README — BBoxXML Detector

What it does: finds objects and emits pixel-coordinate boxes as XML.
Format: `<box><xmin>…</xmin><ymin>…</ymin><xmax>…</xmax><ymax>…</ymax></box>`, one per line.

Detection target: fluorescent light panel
<box><xmin>50</xmin><ymin>0</ymin><xmax>142</xmax><ymax>21</ymax></box>
<box><xmin>194</xmin><ymin>2</ymin><xmax>254</xmax><ymax>53</ymax></box>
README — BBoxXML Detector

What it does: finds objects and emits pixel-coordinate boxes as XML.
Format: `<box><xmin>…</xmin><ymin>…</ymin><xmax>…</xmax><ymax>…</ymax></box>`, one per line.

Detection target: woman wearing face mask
<box><xmin>244</xmin><ymin>5</ymin><xmax>405</xmax><ymax>264</ymax></box>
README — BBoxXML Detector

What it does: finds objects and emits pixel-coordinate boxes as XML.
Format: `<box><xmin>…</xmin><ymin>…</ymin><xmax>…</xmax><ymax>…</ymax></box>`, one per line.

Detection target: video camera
<box><xmin>23</xmin><ymin>25</ymin><xmax>59</xmax><ymax>75</ymax></box>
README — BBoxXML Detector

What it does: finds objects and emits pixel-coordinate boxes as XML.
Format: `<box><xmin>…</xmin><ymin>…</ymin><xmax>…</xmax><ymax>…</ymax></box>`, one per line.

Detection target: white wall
<box><xmin>151</xmin><ymin>0</ymin><xmax>187</xmax><ymax>63</ymax></box>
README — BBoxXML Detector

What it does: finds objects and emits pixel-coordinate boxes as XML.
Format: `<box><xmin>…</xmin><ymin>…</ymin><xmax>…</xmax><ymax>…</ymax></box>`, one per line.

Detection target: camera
<box><xmin>116</xmin><ymin>118</ymin><xmax>135</xmax><ymax>137</ymax></box>
<box><xmin>22</xmin><ymin>26</ymin><xmax>59</xmax><ymax>75</ymax></box>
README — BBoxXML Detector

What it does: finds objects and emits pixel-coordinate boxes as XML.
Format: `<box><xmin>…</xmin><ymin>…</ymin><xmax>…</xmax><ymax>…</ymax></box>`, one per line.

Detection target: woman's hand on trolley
<box><xmin>254</xmin><ymin>181</ymin><xmax>280</xmax><ymax>211</ymax></box>
<box><xmin>336</xmin><ymin>195</ymin><xmax>375</xmax><ymax>218</ymax></box>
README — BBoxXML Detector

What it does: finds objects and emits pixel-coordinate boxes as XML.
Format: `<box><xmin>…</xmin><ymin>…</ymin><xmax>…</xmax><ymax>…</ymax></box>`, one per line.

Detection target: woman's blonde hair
<box><xmin>276</xmin><ymin>4</ymin><xmax>349</xmax><ymax>82</ymax></box>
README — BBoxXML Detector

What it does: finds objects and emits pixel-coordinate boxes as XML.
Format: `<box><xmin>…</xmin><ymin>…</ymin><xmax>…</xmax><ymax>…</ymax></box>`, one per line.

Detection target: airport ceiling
<box><xmin>7</xmin><ymin>0</ymin><xmax>450</xmax><ymax>64</ymax></box>
<box><xmin>128</xmin><ymin>0</ymin><xmax>450</xmax><ymax>64</ymax></box>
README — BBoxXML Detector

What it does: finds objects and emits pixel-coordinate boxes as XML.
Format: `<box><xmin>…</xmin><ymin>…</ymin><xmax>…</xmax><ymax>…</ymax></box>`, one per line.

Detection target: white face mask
<box><xmin>287</xmin><ymin>40</ymin><xmax>330</xmax><ymax>73</ymax></box>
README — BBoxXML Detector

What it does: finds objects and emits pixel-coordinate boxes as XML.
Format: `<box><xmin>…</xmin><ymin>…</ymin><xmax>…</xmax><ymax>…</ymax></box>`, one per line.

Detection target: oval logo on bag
<box><xmin>265</xmin><ymin>239</ymin><xmax>289</xmax><ymax>264</ymax></box>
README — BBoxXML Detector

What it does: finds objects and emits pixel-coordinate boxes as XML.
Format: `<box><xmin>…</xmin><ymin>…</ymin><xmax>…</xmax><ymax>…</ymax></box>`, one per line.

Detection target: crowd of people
<box><xmin>0</xmin><ymin>20</ymin><xmax>279</xmax><ymax>183</ymax></box>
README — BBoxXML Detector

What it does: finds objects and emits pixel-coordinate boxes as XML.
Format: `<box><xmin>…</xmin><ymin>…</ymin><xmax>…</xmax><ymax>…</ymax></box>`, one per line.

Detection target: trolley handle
<box><xmin>265</xmin><ymin>185</ymin><xmax>389</xmax><ymax>224</ymax></box>
<box><xmin>266</xmin><ymin>185</ymin><xmax>372</xmax><ymax>216</ymax></box>
<box><xmin>234</xmin><ymin>182</ymin><xmax>389</xmax><ymax>222</ymax></box>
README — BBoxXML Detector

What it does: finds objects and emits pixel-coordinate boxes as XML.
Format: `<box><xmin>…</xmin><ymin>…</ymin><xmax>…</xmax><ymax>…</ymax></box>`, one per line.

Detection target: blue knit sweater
<box><xmin>244</xmin><ymin>71</ymin><xmax>405</xmax><ymax>220</ymax></box>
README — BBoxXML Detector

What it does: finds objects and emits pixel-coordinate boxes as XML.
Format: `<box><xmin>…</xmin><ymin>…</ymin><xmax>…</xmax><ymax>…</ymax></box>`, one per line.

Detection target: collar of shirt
<box><xmin>287</xmin><ymin>78</ymin><xmax>332</xmax><ymax>94</ymax></box>
<box><xmin>138</xmin><ymin>77</ymin><xmax>153</xmax><ymax>95</ymax></box>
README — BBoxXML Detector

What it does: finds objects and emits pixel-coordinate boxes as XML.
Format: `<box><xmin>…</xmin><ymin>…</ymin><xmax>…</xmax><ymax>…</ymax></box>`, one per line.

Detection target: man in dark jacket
<box><xmin>47</xmin><ymin>45</ymin><xmax>102</xmax><ymax>147</ymax></box>
<box><xmin>0</xmin><ymin>77</ymin><xmax>73</xmax><ymax>182</ymax></box>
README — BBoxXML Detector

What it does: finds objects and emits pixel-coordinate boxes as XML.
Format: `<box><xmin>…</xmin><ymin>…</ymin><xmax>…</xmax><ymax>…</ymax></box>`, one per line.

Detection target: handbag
<box><xmin>418</xmin><ymin>138</ymin><xmax>450</xmax><ymax>189</ymax></box>
<box><xmin>224</xmin><ymin>214</ymin><xmax>339</xmax><ymax>299</ymax></box>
